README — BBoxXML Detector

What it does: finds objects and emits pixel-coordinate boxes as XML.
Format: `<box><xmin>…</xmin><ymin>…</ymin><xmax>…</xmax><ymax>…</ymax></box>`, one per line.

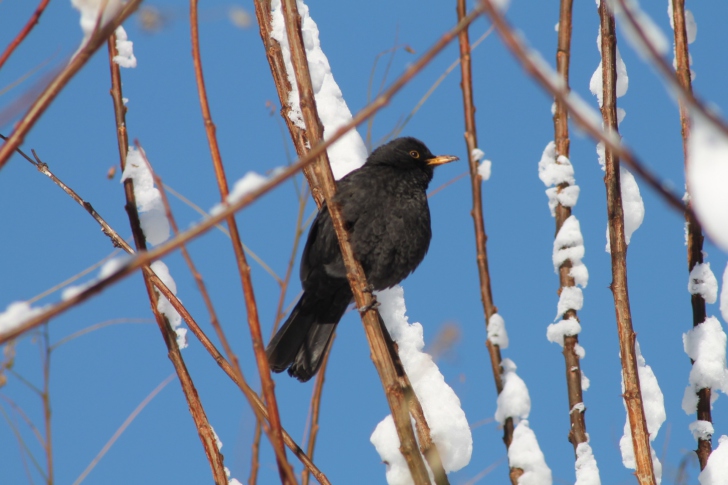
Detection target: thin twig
<box><xmin>0</xmin><ymin>7</ymin><xmax>486</xmax><ymax>348</ymax></box>
<box><xmin>598</xmin><ymin>3</ymin><xmax>655</xmax><ymax>484</ymax></box>
<box><xmin>72</xmin><ymin>374</ymin><xmax>176</xmax><ymax>485</ymax></box>
<box><xmin>0</xmin><ymin>0</ymin><xmax>51</xmax><ymax>71</ymax></box>
<box><xmin>670</xmin><ymin>0</ymin><xmax>712</xmax><ymax>469</ymax></box>
<box><xmin>455</xmin><ymin>2</ymin><xmax>516</xmax><ymax>477</ymax></box>
<box><xmin>0</xmin><ymin>0</ymin><xmax>143</xmax><ymax>172</ymax></box>
<box><xmin>550</xmin><ymin>0</ymin><xmax>590</xmax><ymax>454</ymax></box>
<box><xmin>301</xmin><ymin>332</ymin><xmax>334</xmax><ymax>485</ymax></box>
<box><xmin>479</xmin><ymin>0</ymin><xmax>687</xmax><ymax>216</ymax></box>
<box><xmin>41</xmin><ymin>326</ymin><xmax>53</xmax><ymax>485</ymax></box>
<box><xmin>108</xmin><ymin>35</ymin><xmax>228</xmax><ymax>485</ymax></box>
<box><xmin>189</xmin><ymin>2</ymin><xmax>296</xmax><ymax>483</ymax></box>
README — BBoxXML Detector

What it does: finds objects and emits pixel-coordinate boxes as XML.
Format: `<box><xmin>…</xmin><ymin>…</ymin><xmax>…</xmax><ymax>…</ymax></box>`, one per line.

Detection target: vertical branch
<box><xmin>671</xmin><ymin>0</ymin><xmax>712</xmax><ymax>469</ymax></box>
<box><xmin>108</xmin><ymin>35</ymin><xmax>228</xmax><ymax>485</ymax></box>
<box><xmin>301</xmin><ymin>334</ymin><xmax>334</xmax><ymax>485</ymax></box>
<box><xmin>188</xmin><ymin>2</ymin><xmax>296</xmax><ymax>483</ymax></box>
<box><xmin>552</xmin><ymin>0</ymin><xmax>589</xmax><ymax>452</ymax></box>
<box><xmin>597</xmin><ymin>3</ymin><xmax>655</xmax><ymax>485</ymax></box>
<box><xmin>41</xmin><ymin>325</ymin><xmax>53</xmax><ymax>485</ymax></box>
<box><xmin>456</xmin><ymin>2</ymin><xmax>516</xmax><ymax>478</ymax></box>
<box><xmin>277</xmin><ymin>0</ymin><xmax>431</xmax><ymax>483</ymax></box>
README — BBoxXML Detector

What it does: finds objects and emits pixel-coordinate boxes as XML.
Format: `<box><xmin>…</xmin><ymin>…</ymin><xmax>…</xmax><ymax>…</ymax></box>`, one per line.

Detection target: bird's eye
<box><xmin>409</xmin><ymin>150</ymin><xmax>420</xmax><ymax>159</ymax></box>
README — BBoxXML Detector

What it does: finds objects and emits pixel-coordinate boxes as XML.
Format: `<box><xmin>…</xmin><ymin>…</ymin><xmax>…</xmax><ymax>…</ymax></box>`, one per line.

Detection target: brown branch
<box><xmin>479</xmin><ymin>0</ymin><xmax>688</xmax><ymax>217</ymax></box>
<box><xmin>0</xmin><ymin>7</ymin><xmax>484</xmax><ymax>349</ymax></box>
<box><xmin>598</xmin><ymin>3</ymin><xmax>655</xmax><ymax>485</ymax></box>
<box><xmin>455</xmin><ymin>0</ymin><xmax>515</xmax><ymax>477</ymax></box>
<box><xmin>550</xmin><ymin>0</ymin><xmax>589</xmax><ymax>454</ymax></box>
<box><xmin>108</xmin><ymin>35</ymin><xmax>228</xmax><ymax>485</ymax></box>
<box><xmin>0</xmin><ymin>0</ymin><xmax>51</xmax><ymax>71</ymax></box>
<box><xmin>252</xmin><ymin>0</ymin><xmax>324</xmax><ymax>208</ymax></box>
<box><xmin>278</xmin><ymin>0</ymin><xmax>432</xmax><ymax>482</ymax></box>
<box><xmin>189</xmin><ymin>2</ymin><xmax>295</xmax><ymax>483</ymax></box>
<box><xmin>0</xmin><ymin>0</ymin><xmax>143</xmax><ymax>172</ymax></box>
<box><xmin>671</xmin><ymin>0</ymin><xmax>712</xmax><ymax>469</ymax></box>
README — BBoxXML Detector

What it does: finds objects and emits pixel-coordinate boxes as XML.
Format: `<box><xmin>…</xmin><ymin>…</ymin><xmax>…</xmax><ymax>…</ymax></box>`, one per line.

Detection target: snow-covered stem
<box><xmin>455</xmin><ymin>0</ymin><xmax>515</xmax><ymax>479</ymax></box>
<box><xmin>479</xmin><ymin>0</ymin><xmax>687</xmax><ymax>216</ymax></box>
<box><xmin>0</xmin><ymin>0</ymin><xmax>143</xmax><ymax>172</ymax></box>
<box><xmin>598</xmin><ymin>4</ymin><xmax>655</xmax><ymax>485</ymax></box>
<box><xmin>251</xmin><ymin>0</ymin><xmax>326</xmax><ymax>207</ymax></box>
<box><xmin>670</xmin><ymin>0</ymin><xmax>712</xmax><ymax>469</ymax></box>
<box><xmin>613</xmin><ymin>0</ymin><xmax>728</xmax><ymax>142</ymax></box>
<box><xmin>189</xmin><ymin>3</ymin><xmax>296</xmax><ymax>483</ymax></box>
<box><xmin>0</xmin><ymin>4</ymin><xmax>482</xmax><ymax>346</ymax></box>
<box><xmin>278</xmin><ymin>0</ymin><xmax>437</xmax><ymax>482</ymax></box>
<box><xmin>302</xmin><ymin>333</ymin><xmax>335</xmax><ymax>485</ymax></box>
<box><xmin>108</xmin><ymin>47</ymin><xmax>229</xmax><ymax>485</ymax></box>
<box><xmin>0</xmin><ymin>0</ymin><xmax>51</xmax><ymax>71</ymax></box>
<box><xmin>551</xmin><ymin>0</ymin><xmax>590</xmax><ymax>455</ymax></box>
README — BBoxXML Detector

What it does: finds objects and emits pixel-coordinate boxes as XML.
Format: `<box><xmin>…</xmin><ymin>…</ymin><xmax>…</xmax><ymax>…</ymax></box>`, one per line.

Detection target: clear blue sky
<box><xmin>1</xmin><ymin>1</ymin><xmax>728</xmax><ymax>484</ymax></box>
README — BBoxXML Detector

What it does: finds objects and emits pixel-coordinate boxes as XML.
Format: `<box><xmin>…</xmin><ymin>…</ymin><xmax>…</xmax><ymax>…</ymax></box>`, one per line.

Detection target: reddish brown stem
<box><xmin>598</xmin><ymin>4</ymin><xmax>655</xmax><ymax>484</ymax></box>
<box><xmin>189</xmin><ymin>2</ymin><xmax>295</xmax><ymax>483</ymax></box>
<box><xmin>671</xmin><ymin>0</ymin><xmax>712</xmax><ymax>469</ymax></box>
<box><xmin>456</xmin><ymin>0</ymin><xmax>516</xmax><ymax>478</ymax></box>
<box><xmin>0</xmin><ymin>0</ymin><xmax>51</xmax><ymax>71</ymax></box>
<box><xmin>550</xmin><ymin>0</ymin><xmax>589</xmax><ymax>453</ymax></box>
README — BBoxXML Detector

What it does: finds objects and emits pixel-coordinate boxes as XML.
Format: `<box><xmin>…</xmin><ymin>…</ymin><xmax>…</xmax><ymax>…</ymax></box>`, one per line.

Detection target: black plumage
<box><xmin>266</xmin><ymin>137</ymin><xmax>458</xmax><ymax>382</ymax></box>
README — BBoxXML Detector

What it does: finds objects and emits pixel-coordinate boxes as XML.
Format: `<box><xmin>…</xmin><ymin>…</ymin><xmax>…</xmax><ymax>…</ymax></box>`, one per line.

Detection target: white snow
<box><xmin>62</xmin><ymin>255</ymin><xmax>131</xmax><ymax>301</ymax></box>
<box><xmin>0</xmin><ymin>301</ymin><xmax>47</xmax><ymax>334</ymax></box>
<box><xmin>71</xmin><ymin>0</ymin><xmax>124</xmax><ymax>46</ymax></box>
<box><xmin>471</xmin><ymin>148</ymin><xmax>485</xmax><ymax>161</ymax></box>
<box><xmin>546</xmin><ymin>317</ymin><xmax>582</xmax><ymax>347</ymax></box>
<box><xmin>553</xmin><ymin>216</ymin><xmax>589</xmax><ymax>288</ymax></box>
<box><xmin>571</xmin><ymin>402</ymin><xmax>585</xmax><ymax>414</ymax></box>
<box><xmin>495</xmin><ymin>358</ymin><xmax>530</xmax><ymax>425</ymax></box>
<box><xmin>508</xmin><ymin>420</ymin><xmax>552</xmax><ymax>485</ymax></box>
<box><xmin>722</xmin><ymin>263</ymin><xmax>728</xmax><ymax>324</ymax></box>
<box><xmin>538</xmin><ymin>142</ymin><xmax>575</xmax><ymax>187</ymax></box>
<box><xmin>689</xmin><ymin>420</ymin><xmax>714</xmax><ymax>441</ymax></box>
<box><xmin>575</xmin><ymin>441</ymin><xmax>601</xmax><ymax>485</ymax></box>
<box><xmin>487</xmin><ymin>313</ymin><xmax>509</xmax><ymax>349</ymax></box>
<box><xmin>370</xmin><ymin>286</ymin><xmax>472</xmax><ymax>485</ymax></box>
<box><xmin>478</xmin><ymin>160</ymin><xmax>492</xmax><ymax>181</ymax></box>
<box><xmin>270</xmin><ymin>0</ymin><xmax>367</xmax><ymax>180</ymax></box>
<box><xmin>682</xmin><ymin>316</ymin><xmax>728</xmax><ymax>413</ymax></box>
<box><xmin>619</xmin><ymin>341</ymin><xmax>665</xmax><ymax>483</ymax></box>
<box><xmin>687</xmin><ymin>111</ymin><xmax>728</xmax><ymax>252</ymax></box>
<box><xmin>121</xmin><ymin>147</ymin><xmax>170</xmax><ymax>246</ymax></box>
<box><xmin>113</xmin><ymin>26</ymin><xmax>136</xmax><ymax>68</ymax></box>
<box><xmin>589</xmin><ymin>33</ymin><xmax>629</xmax><ymax>108</ymax></box>
<box><xmin>556</xmin><ymin>286</ymin><xmax>583</xmax><ymax>319</ymax></box>
<box><xmin>582</xmin><ymin>372</ymin><xmax>591</xmax><ymax>391</ymax></box>
<box><xmin>699</xmin><ymin>435</ymin><xmax>728</xmax><ymax>485</ymax></box>
<box><xmin>688</xmin><ymin>263</ymin><xmax>719</xmax><ymax>304</ymax></box>
<box><xmin>152</xmin><ymin>261</ymin><xmax>187</xmax><ymax>349</ymax></box>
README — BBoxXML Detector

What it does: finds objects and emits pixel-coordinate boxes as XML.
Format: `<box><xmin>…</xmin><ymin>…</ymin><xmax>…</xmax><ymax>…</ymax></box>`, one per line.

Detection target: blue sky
<box><xmin>2</xmin><ymin>1</ymin><xmax>728</xmax><ymax>484</ymax></box>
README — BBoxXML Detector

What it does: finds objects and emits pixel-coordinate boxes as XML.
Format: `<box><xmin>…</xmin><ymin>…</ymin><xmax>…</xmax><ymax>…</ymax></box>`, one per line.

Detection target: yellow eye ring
<box><xmin>409</xmin><ymin>150</ymin><xmax>420</xmax><ymax>159</ymax></box>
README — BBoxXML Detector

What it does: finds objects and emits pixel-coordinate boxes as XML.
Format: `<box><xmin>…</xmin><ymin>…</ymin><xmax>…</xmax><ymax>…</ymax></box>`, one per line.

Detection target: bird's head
<box><xmin>367</xmin><ymin>137</ymin><xmax>458</xmax><ymax>180</ymax></box>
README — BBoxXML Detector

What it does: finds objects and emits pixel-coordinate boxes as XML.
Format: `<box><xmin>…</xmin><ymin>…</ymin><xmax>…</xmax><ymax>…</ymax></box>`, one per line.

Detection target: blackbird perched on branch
<box><xmin>266</xmin><ymin>137</ymin><xmax>458</xmax><ymax>382</ymax></box>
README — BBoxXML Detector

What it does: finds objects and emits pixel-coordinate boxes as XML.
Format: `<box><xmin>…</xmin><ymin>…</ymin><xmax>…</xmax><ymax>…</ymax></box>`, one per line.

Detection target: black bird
<box><xmin>266</xmin><ymin>137</ymin><xmax>458</xmax><ymax>382</ymax></box>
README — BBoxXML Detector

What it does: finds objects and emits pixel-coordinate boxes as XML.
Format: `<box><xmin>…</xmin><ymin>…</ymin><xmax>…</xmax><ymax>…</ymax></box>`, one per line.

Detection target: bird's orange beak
<box><xmin>426</xmin><ymin>155</ymin><xmax>459</xmax><ymax>166</ymax></box>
